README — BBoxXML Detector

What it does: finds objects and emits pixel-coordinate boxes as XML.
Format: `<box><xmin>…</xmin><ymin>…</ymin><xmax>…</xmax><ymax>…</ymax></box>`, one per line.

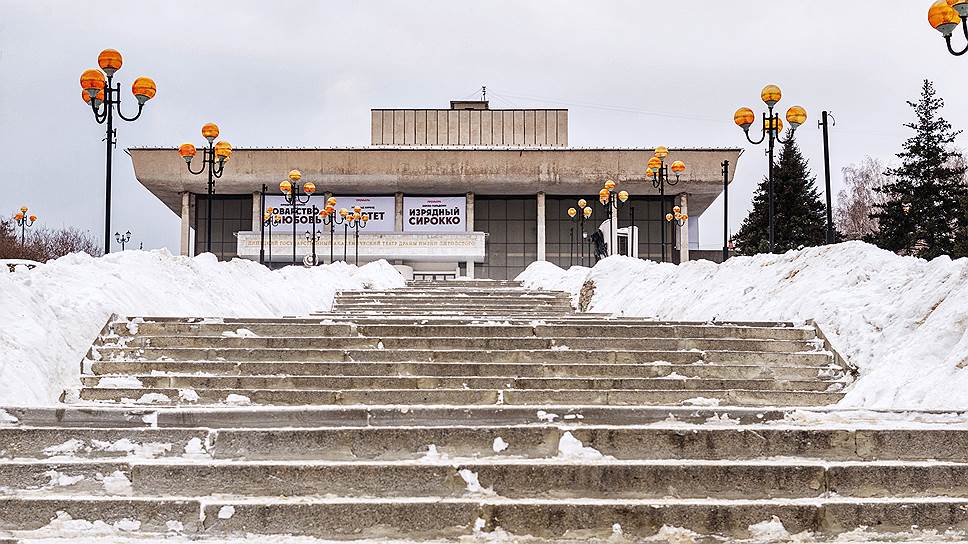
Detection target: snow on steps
<box><xmin>9</xmin><ymin>282</ymin><xmax>968</xmax><ymax>540</ymax></box>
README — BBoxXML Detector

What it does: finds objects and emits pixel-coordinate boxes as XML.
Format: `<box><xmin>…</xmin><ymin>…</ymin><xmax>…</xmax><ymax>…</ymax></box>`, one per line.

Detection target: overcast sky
<box><xmin>2</xmin><ymin>0</ymin><xmax>967</xmax><ymax>253</ymax></box>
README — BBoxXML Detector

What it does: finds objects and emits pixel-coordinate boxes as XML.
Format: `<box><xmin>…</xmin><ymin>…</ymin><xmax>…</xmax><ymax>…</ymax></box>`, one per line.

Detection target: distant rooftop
<box><xmin>372</xmin><ymin>99</ymin><xmax>568</xmax><ymax>147</ymax></box>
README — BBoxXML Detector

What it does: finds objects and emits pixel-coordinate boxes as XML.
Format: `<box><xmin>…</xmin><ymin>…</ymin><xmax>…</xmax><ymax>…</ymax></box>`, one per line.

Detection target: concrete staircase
<box><xmin>2</xmin><ymin>279</ymin><xmax>967</xmax><ymax>541</ymax></box>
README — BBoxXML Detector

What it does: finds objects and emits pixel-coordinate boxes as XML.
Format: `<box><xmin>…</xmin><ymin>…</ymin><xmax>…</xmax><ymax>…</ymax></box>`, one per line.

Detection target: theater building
<box><xmin>129</xmin><ymin>100</ymin><xmax>741</xmax><ymax>280</ymax></box>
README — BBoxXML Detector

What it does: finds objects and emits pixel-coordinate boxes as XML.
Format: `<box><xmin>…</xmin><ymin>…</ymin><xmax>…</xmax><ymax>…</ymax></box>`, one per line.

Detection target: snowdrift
<box><xmin>517</xmin><ymin>242</ymin><xmax>968</xmax><ymax>410</ymax></box>
<box><xmin>0</xmin><ymin>250</ymin><xmax>404</xmax><ymax>406</ymax></box>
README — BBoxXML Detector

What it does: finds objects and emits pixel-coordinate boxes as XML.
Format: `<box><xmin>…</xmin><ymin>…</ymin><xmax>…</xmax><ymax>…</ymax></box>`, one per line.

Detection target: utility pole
<box><xmin>819</xmin><ymin>111</ymin><xmax>836</xmax><ymax>244</ymax></box>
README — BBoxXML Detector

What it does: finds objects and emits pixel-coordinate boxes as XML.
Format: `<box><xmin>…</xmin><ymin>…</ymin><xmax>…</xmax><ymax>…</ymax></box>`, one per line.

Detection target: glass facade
<box><xmin>474</xmin><ymin>196</ymin><xmax>538</xmax><ymax>280</ymax></box>
<box><xmin>194</xmin><ymin>194</ymin><xmax>253</xmax><ymax>260</ymax></box>
<box><xmin>545</xmin><ymin>195</ymin><xmax>679</xmax><ymax>267</ymax></box>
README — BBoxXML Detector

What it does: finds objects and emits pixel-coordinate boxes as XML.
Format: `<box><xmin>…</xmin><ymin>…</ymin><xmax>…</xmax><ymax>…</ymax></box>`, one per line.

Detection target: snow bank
<box><xmin>0</xmin><ymin>250</ymin><xmax>404</xmax><ymax>406</ymax></box>
<box><xmin>517</xmin><ymin>242</ymin><xmax>968</xmax><ymax>410</ymax></box>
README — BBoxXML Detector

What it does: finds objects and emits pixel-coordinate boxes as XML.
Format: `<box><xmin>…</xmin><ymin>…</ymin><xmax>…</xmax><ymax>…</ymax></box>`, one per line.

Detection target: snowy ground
<box><xmin>517</xmin><ymin>241</ymin><xmax>968</xmax><ymax>411</ymax></box>
<box><xmin>0</xmin><ymin>251</ymin><xmax>404</xmax><ymax>406</ymax></box>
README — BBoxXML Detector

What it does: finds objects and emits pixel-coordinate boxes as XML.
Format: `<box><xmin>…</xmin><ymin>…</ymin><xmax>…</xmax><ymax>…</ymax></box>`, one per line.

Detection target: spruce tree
<box><xmin>867</xmin><ymin>80</ymin><xmax>968</xmax><ymax>259</ymax></box>
<box><xmin>733</xmin><ymin>133</ymin><xmax>827</xmax><ymax>255</ymax></box>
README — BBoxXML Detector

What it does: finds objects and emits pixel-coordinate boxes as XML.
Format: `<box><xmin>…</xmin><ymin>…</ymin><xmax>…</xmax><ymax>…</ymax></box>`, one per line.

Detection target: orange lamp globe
<box><xmin>201</xmin><ymin>123</ymin><xmax>220</xmax><ymax>142</ymax></box>
<box><xmin>604</xmin><ymin>179</ymin><xmax>617</xmax><ymax>190</ymax></box>
<box><xmin>29</xmin><ymin>215</ymin><xmax>37</xmax><ymax>222</ymax></box>
<box><xmin>14</xmin><ymin>213</ymin><xmax>23</xmax><ymax>221</ymax></box>
<box><xmin>268</xmin><ymin>207</ymin><xmax>277</xmax><ymax>214</ymax></box>
<box><xmin>654</xmin><ymin>146</ymin><xmax>669</xmax><ymax>159</ymax></box>
<box><xmin>568</xmin><ymin>207</ymin><xmax>578</xmax><ymax>218</ymax></box>
<box><xmin>618</xmin><ymin>190</ymin><xmax>629</xmax><ymax>202</ymax></box>
<box><xmin>353</xmin><ymin>212</ymin><xmax>361</xmax><ymax>220</ymax></box>
<box><xmin>303</xmin><ymin>182</ymin><xmax>316</xmax><ymax>194</ymax></box>
<box><xmin>665</xmin><ymin>213</ymin><xmax>674</xmax><ymax>222</ymax></box>
<box><xmin>20</xmin><ymin>207</ymin><xmax>27</xmax><ymax>213</ymax></box>
<box><xmin>599</xmin><ymin>188</ymin><xmax>610</xmax><ymax>199</ymax></box>
<box><xmin>82</xmin><ymin>89</ymin><xmax>105</xmax><ymax>106</ymax></box>
<box><xmin>645</xmin><ymin>168</ymin><xmax>656</xmax><ymax>178</ymax></box>
<box><xmin>362</xmin><ymin>214</ymin><xmax>370</xmax><ymax>222</ymax></box>
<box><xmin>674</xmin><ymin>206</ymin><xmax>682</xmax><ymax>213</ymax></box>
<box><xmin>734</xmin><ymin>107</ymin><xmax>755</xmax><ymax>130</ymax></box>
<box><xmin>274</xmin><ymin>214</ymin><xmax>282</xmax><ymax>222</ymax></box>
<box><xmin>577</xmin><ymin>198</ymin><xmax>587</xmax><ymax>208</ymax></box>
<box><xmin>213</xmin><ymin>141</ymin><xmax>232</xmax><ymax>160</ymax></box>
<box><xmin>671</xmin><ymin>161</ymin><xmax>687</xmax><ymax>175</ymax></box>
<box><xmin>353</xmin><ymin>206</ymin><xmax>362</xmax><ymax>214</ymax></box>
<box><xmin>97</xmin><ymin>49</ymin><xmax>123</xmax><ymax>76</ymax></box>
<box><xmin>327</xmin><ymin>197</ymin><xmax>337</xmax><ymax>207</ymax></box>
<box><xmin>80</xmin><ymin>69</ymin><xmax>106</xmax><ymax>94</ymax></box>
<box><xmin>131</xmin><ymin>77</ymin><xmax>156</xmax><ymax>104</ymax></box>
<box><xmin>648</xmin><ymin>156</ymin><xmax>662</xmax><ymax>170</ymax></box>
<box><xmin>931</xmin><ymin>0</ymin><xmax>962</xmax><ymax>33</ymax></box>
<box><xmin>949</xmin><ymin>0</ymin><xmax>968</xmax><ymax>17</ymax></box>
<box><xmin>287</xmin><ymin>170</ymin><xmax>301</xmax><ymax>182</ymax></box>
<box><xmin>761</xmin><ymin>84</ymin><xmax>782</xmax><ymax>108</ymax></box>
<box><xmin>339</xmin><ymin>208</ymin><xmax>349</xmax><ymax>217</ymax></box>
<box><xmin>786</xmin><ymin>106</ymin><xmax>807</xmax><ymax>128</ymax></box>
<box><xmin>765</xmin><ymin>116</ymin><xmax>784</xmax><ymax>134</ymax></box>
<box><xmin>583</xmin><ymin>206</ymin><xmax>593</xmax><ymax>218</ymax></box>
<box><xmin>178</xmin><ymin>143</ymin><xmax>197</xmax><ymax>162</ymax></box>
<box><xmin>279</xmin><ymin>180</ymin><xmax>292</xmax><ymax>194</ymax></box>
<box><xmin>681</xmin><ymin>214</ymin><xmax>689</xmax><ymax>220</ymax></box>
<box><xmin>263</xmin><ymin>213</ymin><xmax>270</xmax><ymax>221</ymax></box>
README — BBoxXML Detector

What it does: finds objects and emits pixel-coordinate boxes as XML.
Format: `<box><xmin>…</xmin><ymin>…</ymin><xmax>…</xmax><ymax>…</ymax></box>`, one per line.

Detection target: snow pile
<box><xmin>517</xmin><ymin>242</ymin><xmax>968</xmax><ymax>410</ymax></box>
<box><xmin>0</xmin><ymin>250</ymin><xmax>403</xmax><ymax>406</ymax></box>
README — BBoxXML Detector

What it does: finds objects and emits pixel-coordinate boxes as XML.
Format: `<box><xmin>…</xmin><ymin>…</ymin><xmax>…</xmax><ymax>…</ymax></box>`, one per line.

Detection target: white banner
<box><xmin>403</xmin><ymin>196</ymin><xmax>466</xmax><ymax>233</ymax></box>
<box><xmin>265</xmin><ymin>195</ymin><xmax>395</xmax><ymax>232</ymax></box>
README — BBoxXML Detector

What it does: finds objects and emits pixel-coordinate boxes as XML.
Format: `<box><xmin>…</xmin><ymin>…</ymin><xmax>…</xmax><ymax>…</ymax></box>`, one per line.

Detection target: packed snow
<box><xmin>0</xmin><ymin>250</ymin><xmax>404</xmax><ymax>405</ymax></box>
<box><xmin>517</xmin><ymin>242</ymin><xmax>968</xmax><ymax>410</ymax></box>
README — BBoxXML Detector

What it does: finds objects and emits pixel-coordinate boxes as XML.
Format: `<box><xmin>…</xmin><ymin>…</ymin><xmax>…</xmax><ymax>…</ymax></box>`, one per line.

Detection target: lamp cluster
<box><xmin>929</xmin><ymin>0</ymin><xmax>968</xmax><ymax>55</ymax></box>
<box><xmin>567</xmin><ymin>198</ymin><xmax>594</xmax><ymax>221</ymax></box>
<box><xmin>13</xmin><ymin>206</ymin><xmax>37</xmax><ymax>248</ymax></box>
<box><xmin>179</xmin><ymin>123</ymin><xmax>233</xmax><ymax>254</ymax></box>
<box><xmin>599</xmin><ymin>179</ymin><xmax>629</xmax><ymax>207</ymax></box>
<box><xmin>666</xmin><ymin>206</ymin><xmax>689</xmax><ymax>226</ymax></box>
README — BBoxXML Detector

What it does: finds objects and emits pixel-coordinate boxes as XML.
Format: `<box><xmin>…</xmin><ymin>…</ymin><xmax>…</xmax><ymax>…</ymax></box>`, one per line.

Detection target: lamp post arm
<box><xmin>743</xmin><ymin>127</ymin><xmax>766</xmax><ymax>145</ymax></box>
<box><xmin>776</xmin><ymin>125</ymin><xmax>797</xmax><ymax>145</ymax></box>
<box><xmin>946</xmin><ymin>24</ymin><xmax>968</xmax><ymax>56</ymax></box>
<box><xmin>186</xmin><ymin>155</ymin><xmax>206</xmax><ymax>176</ymax></box>
<box><xmin>213</xmin><ymin>159</ymin><xmax>226</xmax><ymax>179</ymax></box>
<box><xmin>114</xmin><ymin>85</ymin><xmax>145</xmax><ymax>122</ymax></box>
<box><xmin>90</xmin><ymin>99</ymin><xmax>109</xmax><ymax>124</ymax></box>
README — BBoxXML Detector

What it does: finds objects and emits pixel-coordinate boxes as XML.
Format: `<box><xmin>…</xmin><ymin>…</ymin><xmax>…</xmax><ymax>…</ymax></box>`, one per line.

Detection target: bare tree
<box><xmin>835</xmin><ymin>157</ymin><xmax>890</xmax><ymax>241</ymax></box>
<box><xmin>0</xmin><ymin>217</ymin><xmax>103</xmax><ymax>261</ymax></box>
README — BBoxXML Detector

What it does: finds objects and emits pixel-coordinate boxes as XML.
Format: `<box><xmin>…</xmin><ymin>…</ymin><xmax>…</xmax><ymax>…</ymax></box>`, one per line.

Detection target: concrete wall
<box><xmin>371</xmin><ymin>109</ymin><xmax>568</xmax><ymax>147</ymax></box>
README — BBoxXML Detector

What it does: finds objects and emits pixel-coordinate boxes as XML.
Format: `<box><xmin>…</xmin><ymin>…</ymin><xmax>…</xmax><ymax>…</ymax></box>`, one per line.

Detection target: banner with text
<box><xmin>265</xmin><ymin>195</ymin><xmax>395</xmax><ymax>232</ymax></box>
<box><xmin>403</xmin><ymin>196</ymin><xmax>465</xmax><ymax>233</ymax></box>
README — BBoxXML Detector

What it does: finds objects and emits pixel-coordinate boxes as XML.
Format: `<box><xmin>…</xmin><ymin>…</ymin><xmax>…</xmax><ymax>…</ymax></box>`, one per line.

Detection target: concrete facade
<box><xmin>128</xmin><ymin>99</ymin><xmax>742</xmax><ymax>275</ymax></box>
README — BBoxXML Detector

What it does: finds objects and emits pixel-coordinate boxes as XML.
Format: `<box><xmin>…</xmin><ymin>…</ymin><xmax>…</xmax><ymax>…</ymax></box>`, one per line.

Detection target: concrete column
<box><xmin>251</xmin><ymin>192</ymin><xmax>261</xmax><ymax>231</ymax></box>
<box><xmin>179</xmin><ymin>192</ymin><xmax>191</xmax><ymax>257</ymax></box>
<box><xmin>609</xmin><ymin>205</ymin><xmax>619</xmax><ymax>257</ymax></box>
<box><xmin>394</xmin><ymin>192</ymin><xmax>404</xmax><ymax>232</ymax></box>
<box><xmin>679</xmin><ymin>193</ymin><xmax>690</xmax><ymax>263</ymax></box>
<box><xmin>465</xmin><ymin>192</ymin><xmax>475</xmax><ymax>279</ymax></box>
<box><xmin>536</xmin><ymin>192</ymin><xmax>546</xmax><ymax>261</ymax></box>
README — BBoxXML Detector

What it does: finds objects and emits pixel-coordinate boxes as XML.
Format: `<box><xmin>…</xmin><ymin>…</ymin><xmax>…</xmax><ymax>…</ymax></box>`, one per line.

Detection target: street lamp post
<box><xmin>279</xmin><ymin>170</ymin><xmax>316</xmax><ymax>267</ymax></box>
<box><xmin>666</xmin><ymin>206</ymin><xmax>689</xmax><ymax>227</ymax></box>
<box><xmin>647</xmin><ymin>148</ymin><xmax>686</xmax><ymax>262</ymax></box>
<box><xmin>319</xmin><ymin>197</ymin><xmax>344</xmax><ymax>264</ymax></box>
<box><xmin>263</xmin><ymin>209</ymin><xmax>282</xmax><ymax>267</ymax></box>
<box><xmin>598</xmin><ymin>180</ymin><xmax>631</xmax><ymax>257</ymax></box>
<box><xmin>734</xmin><ymin>85</ymin><xmax>807</xmax><ymax>253</ymax></box>
<box><xmin>13</xmin><ymin>207</ymin><xmax>37</xmax><ymax>248</ymax></box>
<box><xmin>566</xmin><ymin>199</ymin><xmax>592</xmax><ymax>266</ymax></box>
<box><xmin>722</xmin><ymin>160</ymin><xmax>730</xmax><ymax>262</ymax></box>
<box><xmin>115</xmin><ymin>230</ymin><xmax>131</xmax><ymax>251</ymax></box>
<box><xmin>79</xmin><ymin>49</ymin><xmax>156</xmax><ymax>255</ymax></box>
<box><xmin>929</xmin><ymin>0</ymin><xmax>968</xmax><ymax>55</ymax></box>
<box><xmin>179</xmin><ymin>124</ymin><xmax>233</xmax><ymax>255</ymax></box>
<box><xmin>819</xmin><ymin>111</ymin><xmax>837</xmax><ymax>244</ymax></box>
<box><xmin>346</xmin><ymin>207</ymin><xmax>370</xmax><ymax>266</ymax></box>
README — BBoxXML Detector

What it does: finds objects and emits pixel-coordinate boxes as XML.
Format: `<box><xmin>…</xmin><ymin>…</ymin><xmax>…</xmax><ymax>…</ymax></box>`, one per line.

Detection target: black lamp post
<box><xmin>734</xmin><ymin>85</ymin><xmax>807</xmax><ymax>253</ymax></box>
<box><xmin>346</xmin><ymin>207</ymin><xmax>370</xmax><ymax>265</ymax></box>
<box><xmin>79</xmin><ymin>49</ymin><xmax>156</xmax><ymax>255</ymax></box>
<box><xmin>647</xmin><ymin>148</ymin><xmax>686</xmax><ymax>263</ymax></box>
<box><xmin>929</xmin><ymin>0</ymin><xmax>968</xmax><ymax>55</ymax></box>
<box><xmin>722</xmin><ymin>160</ymin><xmax>730</xmax><ymax>262</ymax></box>
<box><xmin>13</xmin><ymin>207</ymin><xmax>37</xmax><ymax>248</ymax></box>
<box><xmin>178</xmin><ymin>124</ymin><xmax>232</xmax><ymax>255</ymax></box>
<box><xmin>279</xmin><ymin>170</ymin><xmax>316</xmax><ymax>267</ymax></box>
<box><xmin>115</xmin><ymin>230</ymin><xmax>131</xmax><ymax>251</ymax></box>
<box><xmin>819</xmin><ymin>111</ymin><xmax>837</xmax><ymax>244</ymax></box>
<box><xmin>598</xmin><ymin>180</ymin><xmax>632</xmax><ymax>257</ymax></box>
<box><xmin>566</xmin><ymin>199</ymin><xmax>592</xmax><ymax>266</ymax></box>
<box><xmin>320</xmin><ymin>197</ymin><xmax>345</xmax><ymax>264</ymax></box>
<box><xmin>263</xmin><ymin>209</ymin><xmax>281</xmax><ymax>267</ymax></box>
